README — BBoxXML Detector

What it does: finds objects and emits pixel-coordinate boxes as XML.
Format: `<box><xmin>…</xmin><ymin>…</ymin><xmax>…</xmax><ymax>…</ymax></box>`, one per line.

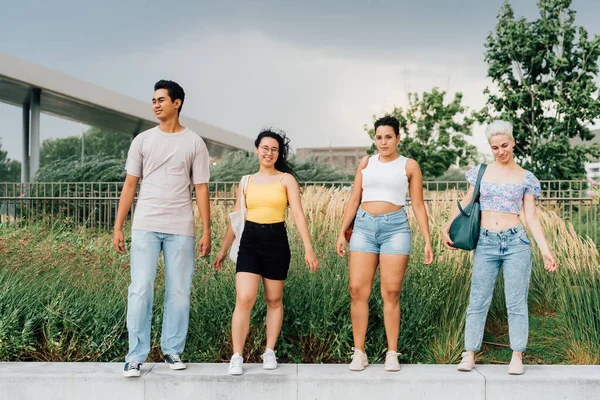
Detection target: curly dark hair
<box><xmin>374</xmin><ymin>115</ymin><xmax>400</xmax><ymax>136</ymax></box>
<box><xmin>254</xmin><ymin>129</ymin><xmax>299</xmax><ymax>181</ymax></box>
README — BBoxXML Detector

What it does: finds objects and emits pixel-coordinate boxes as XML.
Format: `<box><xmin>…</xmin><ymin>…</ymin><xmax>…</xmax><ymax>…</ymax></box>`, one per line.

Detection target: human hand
<box><xmin>113</xmin><ymin>229</ymin><xmax>126</xmax><ymax>254</ymax></box>
<box><xmin>305</xmin><ymin>248</ymin><xmax>319</xmax><ymax>272</ymax></box>
<box><xmin>336</xmin><ymin>235</ymin><xmax>347</xmax><ymax>257</ymax></box>
<box><xmin>212</xmin><ymin>251</ymin><xmax>226</xmax><ymax>271</ymax></box>
<box><xmin>198</xmin><ymin>235</ymin><xmax>211</xmax><ymax>257</ymax></box>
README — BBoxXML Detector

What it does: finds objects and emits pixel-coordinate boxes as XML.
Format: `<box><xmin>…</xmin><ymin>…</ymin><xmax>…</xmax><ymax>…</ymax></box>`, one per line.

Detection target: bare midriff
<box><xmin>360</xmin><ymin>201</ymin><xmax>403</xmax><ymax>215</ymax></box>
<box><xmin>481</xmin><ymin>210</ymin><xmax>522</xmax><ymax>231</ymax></box>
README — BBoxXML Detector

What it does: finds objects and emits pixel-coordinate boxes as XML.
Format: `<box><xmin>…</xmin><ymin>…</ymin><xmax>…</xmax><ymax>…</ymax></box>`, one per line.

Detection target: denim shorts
<box><xmin>349</xmin><ymin>207</ymin><xmax>411</xmax><ymax>255</ymax></box>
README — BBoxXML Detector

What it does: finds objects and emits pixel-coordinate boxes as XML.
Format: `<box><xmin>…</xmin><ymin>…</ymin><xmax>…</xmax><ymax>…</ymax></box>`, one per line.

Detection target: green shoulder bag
<box><xmin>449</xmin><ymin>164</ymin><xmax>487</xmax><ymax>251</ymax></box>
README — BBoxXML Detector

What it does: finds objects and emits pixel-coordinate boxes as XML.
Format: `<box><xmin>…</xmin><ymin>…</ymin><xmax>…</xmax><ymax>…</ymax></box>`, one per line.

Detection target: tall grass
<box><xmin>0</xmin><ymin>187</ymin><xmax>598</xmax><ymax>364</ymax></box>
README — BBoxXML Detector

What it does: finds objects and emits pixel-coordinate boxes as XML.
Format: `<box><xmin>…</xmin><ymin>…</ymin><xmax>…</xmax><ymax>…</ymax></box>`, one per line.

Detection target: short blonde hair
<box><xmin>485</xmin><ymin>120</ymin><xmax>514</xmax><ymax>141</ymax></box>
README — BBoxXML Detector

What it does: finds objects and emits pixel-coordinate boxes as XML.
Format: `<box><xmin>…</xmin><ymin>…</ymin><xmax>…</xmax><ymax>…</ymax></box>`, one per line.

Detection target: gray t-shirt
<box><xmin>125</xmin><ymin>126</ymin><xmax>210</xmax><ymax>237</ymax></box>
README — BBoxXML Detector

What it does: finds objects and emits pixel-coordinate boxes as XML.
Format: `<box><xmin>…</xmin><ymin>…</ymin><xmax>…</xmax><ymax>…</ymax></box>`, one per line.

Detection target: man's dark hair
<box><xmin>374</xmin><ymin>115</ymin><xmax>400</xmax><ymax>136</ymax></box>
<box><xmin>154</xmin><ymin>80</ymin><xmax>185</xmax><ymax>114</ymax></box>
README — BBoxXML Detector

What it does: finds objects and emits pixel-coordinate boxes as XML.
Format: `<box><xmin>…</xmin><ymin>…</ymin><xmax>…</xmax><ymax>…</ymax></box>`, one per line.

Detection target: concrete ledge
<box><xmin>477</xmin><ymin>365</ymin><xmax>600</xmax><ymax>400</ymax></box>
<box><xmin>1</xmin><ymin>362</ymin><xmax>599</xmax><ymax>400</ymax></box>
<box><xmin>298</xmin><ymin>364</ymin><xmax>486</xmax><ymax>400</ymax></box>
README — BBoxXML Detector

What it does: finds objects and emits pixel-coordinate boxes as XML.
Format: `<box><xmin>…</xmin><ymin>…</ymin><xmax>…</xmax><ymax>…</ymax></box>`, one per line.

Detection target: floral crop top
<box><xmin>466</xmin><ymin>164</ymin><xmax>541</xmax><ymax>215</ymax></box>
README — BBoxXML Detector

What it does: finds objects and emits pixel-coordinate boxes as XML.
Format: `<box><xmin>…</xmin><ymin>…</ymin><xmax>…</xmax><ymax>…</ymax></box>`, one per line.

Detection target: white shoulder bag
<box><xmin>228</xmin><ymin>175</ymin><xmax>250</xmax><ymax>263</ymax></box>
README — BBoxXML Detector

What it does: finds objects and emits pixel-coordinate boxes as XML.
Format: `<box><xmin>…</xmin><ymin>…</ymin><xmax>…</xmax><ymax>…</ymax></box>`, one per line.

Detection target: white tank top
<box><xmin>361</xmin><ymin>154</ymin><xmax>409</xmax><ymax>206</ymax></box>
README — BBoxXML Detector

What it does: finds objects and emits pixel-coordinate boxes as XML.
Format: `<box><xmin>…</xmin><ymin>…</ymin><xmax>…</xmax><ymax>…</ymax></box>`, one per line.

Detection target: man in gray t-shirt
<box><xmin>113</xmin><ymin>80</ymin><xmax>211</xmax><ymax>377</ymax></box>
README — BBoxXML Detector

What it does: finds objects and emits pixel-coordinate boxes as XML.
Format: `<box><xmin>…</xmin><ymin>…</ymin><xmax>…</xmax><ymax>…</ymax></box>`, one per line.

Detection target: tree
<box><xmin>364</xmin><ymin>88</ymin><xmax>478</xmax><ymax>179</ymax></box>
<box><xmin>0</xmin><ymin>140</ymin><xmax>21</xmax><ymax>182</ymax></box>
<box><xmin>481</xmin><ymin>0</ymin><xmax>600</xmax><ymax>180</ymax></box>
<box><xmin>209</xmin><ymin>151</ymin><xmax>352</xmax><ymax>182</ymax></box>
<box><xmin>40</xmin><ymin>128</ymin><xmax>131</xmax><ymax>167</ymax></box>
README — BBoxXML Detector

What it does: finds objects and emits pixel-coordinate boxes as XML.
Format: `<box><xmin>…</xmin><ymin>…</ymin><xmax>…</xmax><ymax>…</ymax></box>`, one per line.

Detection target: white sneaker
<box><xmin>384</xmin><ymin>350</ymin><xmax>401</xmax><ymax>372</ymax></box>
<box><xmin>228</xmin><ymin>353</ymin><xmax>244</xmax><ymax>375</ymax></box>
<box><xmin>457</xmin><ymin>351</ymin><xmax>475</xmax><ymax>372</ymax></box>
<box><xmin>348</xmin><ymin>348</ymin><xmax>368</xmax><ymax>371</ymax></box>
<box><xmin>164</xmin><ymin>354</ymin><xmax>186</xmax><ymax>370</ymax></box>
<box><xmin>262</xmin><ymin>348</ymin><xmax>278</xmax><ymax>370</ymax></box>
<box><xmin>508</xmin><ymin>356</ymin><xmax>525</xmax><ymax>375</ymax></box>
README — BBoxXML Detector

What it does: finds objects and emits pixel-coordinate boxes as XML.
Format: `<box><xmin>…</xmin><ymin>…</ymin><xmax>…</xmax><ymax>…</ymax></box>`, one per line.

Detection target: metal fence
<box><xmin>1</xmin><ymin>180</ymin><xmax>598</xmax><ymax>244</ymax></box>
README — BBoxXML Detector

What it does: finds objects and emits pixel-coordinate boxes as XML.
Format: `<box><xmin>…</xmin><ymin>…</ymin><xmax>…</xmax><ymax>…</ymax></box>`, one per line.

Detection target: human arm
<box><xmin>406</xmin><ymin>159</ymin><xmax>433</xmax><ymax>264</ymax></box>
<box><xmin>335</xmin><ymin>155</ymin><xmax>369</xmax><ymax>257</ymax></box>
<box><xmin>195</xmin><ymin>183</ymin><xmax>211</xmax><ymax>257</ymax></box>
<box><xmin>284</xmin><ymin>174</ymin><xmax>318</xmax><ymax>271</ymax></box>
<box><xmin>523</xmin><ymin>194</ymin><xmax>556</xmax><ymax>272</ymax></box>
<box><xmin>113</xmin><ymin>174</ymin><xmax>140</xmax><ymax>254</ymax></box>
<box><xmin>213</xmin><ymin>179</ymin><xmax>244</xmax><ymax>270</ymax></box>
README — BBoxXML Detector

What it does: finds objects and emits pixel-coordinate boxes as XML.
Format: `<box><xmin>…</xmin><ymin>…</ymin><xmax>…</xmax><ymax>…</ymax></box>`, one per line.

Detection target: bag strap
<box><xmin>472</xmin><ymin>164</ymin><xmax>487</xmax><ymax>204</ymax></box>
<box><xmin>457</xmin><ymin>164</ymin><xmax>487</xmax><ymax>217</ymax></box>
<box><xmin>240</xmin><ymin>175</ymin><xmax>250</xmax><ymax>214</ymax></box>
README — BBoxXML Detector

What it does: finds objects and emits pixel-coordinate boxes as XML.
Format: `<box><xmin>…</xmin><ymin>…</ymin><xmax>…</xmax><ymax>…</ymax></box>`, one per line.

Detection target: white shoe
<box><xmin>228</xmin><ymin>353</ymin><xmax>244</xmax><ymax>375</ymax></box>
<box><xmin>123</xmin><ymin>361</ymin><xmax>141</xmax><ymax>377</ymax></box>
<box><xmin>164</xmin><ymin>354</ymin><xmax>186</xmax><ymax>370</ymax></box>
<box><xmin>508</xmin><ymin>356</ymin><xmax>525</xmax><ymax>375</ymax></box>
<box><xmin>262</xmin><ymin>348</ymin><xmax>278</xmax><ymax>370</ymax></box>
<box><xmin>457</xmin><ymin>351</ymin><xmax>475</xmax><ymax>372</ymax></box>
<box><xmin>384</xmin><ymin>350</ymin><xmax>401</xmax><ymax>372</ymax></box>
<box><xmin>348</xmin><ymin>348</ymin><xmax>368</xmax><ymax>371</ymax></box>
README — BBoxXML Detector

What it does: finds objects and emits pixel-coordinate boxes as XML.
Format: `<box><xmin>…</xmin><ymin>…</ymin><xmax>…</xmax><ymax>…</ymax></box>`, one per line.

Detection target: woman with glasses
<box><xmin>213</xmin><ymin>129</ymin><xmax>319</xmax><ymax>375</ymax></box>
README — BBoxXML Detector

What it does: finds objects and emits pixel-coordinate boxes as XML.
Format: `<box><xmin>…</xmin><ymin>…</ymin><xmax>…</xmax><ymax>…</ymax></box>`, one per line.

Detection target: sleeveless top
<box><xmin>361</xmin><ymin>154</ymin><xmax>409</xmax><ymax>206</ymax></box>
<box><xmin>245</xmin><ymin>174</ymin><xmax>288</xmax><ymax>223</ymax></box>
<box><xmin>466</xmin><ymin>164</ymin><xmax>541</xmax><ymax>215</ymax></box>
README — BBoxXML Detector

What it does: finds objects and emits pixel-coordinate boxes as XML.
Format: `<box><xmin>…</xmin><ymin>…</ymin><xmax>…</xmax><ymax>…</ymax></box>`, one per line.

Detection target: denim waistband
<box><xmin>480</xmin><ymin>224</ymin><xmax>526</xmax><ymax>237</ymax></box>
<box><xmin>357</xmin><ymin>206</ymin><xmax>406</xmax><ymax>220</ymax></box>
<box><xmin>245</xmin><ymin>220</ymin><xmax>286</xmax><ymax>230</ymax></box>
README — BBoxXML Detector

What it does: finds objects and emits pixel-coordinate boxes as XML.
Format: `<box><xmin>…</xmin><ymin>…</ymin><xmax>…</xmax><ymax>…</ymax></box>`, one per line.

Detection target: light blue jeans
<box><xmin>125</xmin><ymin>229</ymin><xmax>195</xmax><ymax>363</ymax></box>
<box><xmin>465</xmin><ymin>224</ymin><xmax>532</xmax><ymax>352</ymax></box>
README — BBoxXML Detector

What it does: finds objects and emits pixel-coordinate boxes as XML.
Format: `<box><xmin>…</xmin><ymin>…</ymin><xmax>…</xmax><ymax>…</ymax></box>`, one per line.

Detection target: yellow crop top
<box><xmin>245</xmin><ymin>174</ymin><xmax>288</xmax><ymax>223</ymax></box>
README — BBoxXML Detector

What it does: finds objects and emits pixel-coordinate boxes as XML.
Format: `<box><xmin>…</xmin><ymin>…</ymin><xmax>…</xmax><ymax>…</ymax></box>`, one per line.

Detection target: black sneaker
<box><xmin>123</xmin><ymin>361</ymin><xmax>142</xmax><ymax>377</ymax></box>
<box><xmin>164</xmin><ymin>354</ymin><xmax>187</xmax><ymax>370</ymax></box>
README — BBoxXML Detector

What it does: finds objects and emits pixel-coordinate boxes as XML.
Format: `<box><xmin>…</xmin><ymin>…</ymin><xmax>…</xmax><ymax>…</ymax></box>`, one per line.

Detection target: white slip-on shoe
<box><xmin>262</xmin><ymin>348</ymin><xmax>278</xmax><ymax>370</ymax></box>
<box><xmin>384</xmin><ymin>350</ymin><xmax>401</xmax><ymax>372</ymax></box>
<box><xmin>348</xmin><ymin>348</ymin><xmax>368</xmax><ymax>371</ymax></box>
<box><xmin>457</xmin><ymin>352</ymin><xmax>475</xmax><ymax>372</ymax></box>
<box><xmin>508</xmin><ymin>356</ymin><xmax>525</xmax><ymax>375</ymax></box>
<box><xmin>228</xmin><ymin>353</ymin><xmax>244</xmax><ymax>376</ymax></box>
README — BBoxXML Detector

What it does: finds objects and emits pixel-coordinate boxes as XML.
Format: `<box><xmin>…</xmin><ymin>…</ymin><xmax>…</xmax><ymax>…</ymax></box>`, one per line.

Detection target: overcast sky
<box><xmin>1</xmin><ymin>0</ymin><xmax>599</xmax><ymax>161</ymax></box>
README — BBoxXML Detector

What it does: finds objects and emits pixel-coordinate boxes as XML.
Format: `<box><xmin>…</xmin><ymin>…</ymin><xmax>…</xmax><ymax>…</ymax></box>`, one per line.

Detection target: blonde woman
<box><xmin>443</xmin><ymin>120</ymin><xmax>557</xmax><ymax>375</ymax></box>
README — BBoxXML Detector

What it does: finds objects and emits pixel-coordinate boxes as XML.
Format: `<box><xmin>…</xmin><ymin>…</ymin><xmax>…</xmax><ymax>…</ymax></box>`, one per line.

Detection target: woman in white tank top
<box><xmin>336</xmin><ymin>116</ymin><xmax>434</xmax><ymax>372</ymax></box>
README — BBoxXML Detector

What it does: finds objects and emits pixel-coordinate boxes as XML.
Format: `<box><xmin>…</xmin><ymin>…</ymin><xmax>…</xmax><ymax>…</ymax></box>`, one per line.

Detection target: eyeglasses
<box><xmin>259</xmin><ymin>146</ymin><xmax>279</xmax><ymax>154</ymax></box>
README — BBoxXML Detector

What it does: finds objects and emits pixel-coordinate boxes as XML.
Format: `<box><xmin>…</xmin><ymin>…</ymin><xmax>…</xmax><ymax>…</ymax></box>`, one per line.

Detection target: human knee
<box><xmin>381</xmin><ymin>287</ymin><xmax>401</xmax><ymax>303</ymax></box>
<box><xmin>349</xmin><ymin>283</ymin><xmax>371</xmax><ymax>301</ymax></box>
<box><xmin>265</xmin><ymin>295</ymin><xmax>283</xmax><ymax>309</ymax></box>
<box><xmin>236</xmin><ymin>292</ymin><xmax>257</xmax><ymax>309</ymax></box>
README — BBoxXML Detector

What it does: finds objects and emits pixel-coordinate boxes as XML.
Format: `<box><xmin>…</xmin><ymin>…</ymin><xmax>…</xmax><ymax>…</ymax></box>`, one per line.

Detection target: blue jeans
<box><xmin>125</xmin><ymin>229</ymin><xmax>195</xmax><ymax>362</ymax></box>
<box><xmin>464</xmin><ymin>224</ymin><xmax>532</xmax><ymax>352</ymax></box>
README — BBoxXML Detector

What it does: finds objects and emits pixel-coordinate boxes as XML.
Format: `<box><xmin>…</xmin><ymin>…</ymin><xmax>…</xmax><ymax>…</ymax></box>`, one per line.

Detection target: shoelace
<box><xmin>350</xmin><ymin>347</ymin><xmax>364</xmax><ymax>359</ymax></box>
<box><xmin>169</xmin><ymin>355</ymin><xmax>182</xmax><ymax>363</ymax></box>
<box><xmin>129</xmin><ymin>361</ymin><xmax>141</xmax><ymax>369</ymax></box>
<box><xmin>386</xmin><ymin>351</ymin><xmax>400</xmax><ymax>359</ymax></box>
<box><xmin>262</xmin><ymin>350</ymin><xmax>276</xmax><ymax>362</ymax></box>
<box><xmin>230</xmin><ymin>355</ymin><xmax>243</xmax><ymax>366</ymax></box>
